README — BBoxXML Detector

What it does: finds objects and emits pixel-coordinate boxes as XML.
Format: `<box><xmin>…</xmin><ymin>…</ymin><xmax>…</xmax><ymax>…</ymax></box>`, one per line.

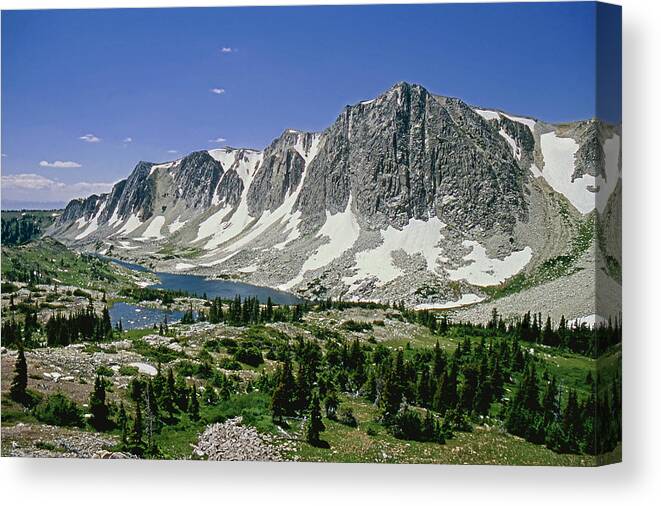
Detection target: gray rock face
<box><xmin>297</xmin><ymin>82</ymin><xmax>527</xmax><ymax>233</ymax></box>
<box><xmin>573</xmin><ymin>120</ymin><xmax>607</xmax><ymax>180</ymax></box>
<box><xmin>115</xmin><ymin>161</ymin><xmax>157</xmax><ymax>221</ymax></box>
<box><xmin>59</xmin><ymin>194</ymin><xmax>102</xmax><ymax>223</ymax></box>
<box><xmin>169</xmin><ymin>151</ymin><xmax>224</xmax><ymax>210</ymax></box>
<box><xmin>216</xmin><ymin>169</ymin><xmax>244</xmax><ymax>208</ymax></box>
<box><xmin>247</xmin><ymin>131</ymin><xmax>311</xmax><ymax>215</ymax></box>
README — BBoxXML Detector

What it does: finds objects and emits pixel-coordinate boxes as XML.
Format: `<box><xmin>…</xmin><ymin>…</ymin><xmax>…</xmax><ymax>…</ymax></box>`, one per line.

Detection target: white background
<box><xmin>0</xmin><ymin>0</ymin><xmax>659</xmax><ymax>504</ymax></box>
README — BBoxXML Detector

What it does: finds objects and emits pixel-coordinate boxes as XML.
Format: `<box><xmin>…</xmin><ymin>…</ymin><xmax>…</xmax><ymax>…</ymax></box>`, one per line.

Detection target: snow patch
<box><xmin>538</xmin><ymin>131</ymin><xmax>621</xmax><ymax>214</ymax></box>
<box><xmin>474</xmin><ymin>108</ymin><xmax>500</xmax><ymax>121</ymax></box>
<box><xmin>446</xmin><ymin>240</ymin><xmax>532</xmax><ymax>286</ymax></box>
<box><xmin>414</xmin><ymin>294</ymin><xmax>485</xmax><ymax>310</ymax></box>
<box><xmin>499</xmin><ymin>128</ymin><xmax>521</xmax><ymax>160</ymax></box>
<box><xmin>238</xmin><ymin>265</ymin><xmax>258</xmax><ymax>273</ymax></box>
<box><xmin>75</xmin><ymin>219</ymin><xmax>98</xmax><ymax>240</ymax></box>
<box><xmin>75</xmin><ymin>202</ymin><xmax>105</xmax><ymax>240</ymax></box>
<box><xmin>175</xmin><ymin>263</ymin><xmax>195</xmax><ymax>271</ymax></box>
<box><xmin>567</xmin><ymin>314</ymin><xmax>607</xmax><ymax>328</ymax></box>
<box><xmin>149</xmin><ymin>161</ymin><xmax>176</xmax><ymax>176</ymax></box>
<box><xmin>279</xmin><ymin>196</ymin><xmax>360</xmax><ymax>290</ymax></box>
<box><xmin>203</xmin><ymin>135</ymin><xmax>320</xmax><ymax>255</ymax></box>
<box><xmin>142</xmin><ymin>216</ymin><xmax>165</xmax><ymax>239</ymax></box>
<box><xmin>501</xmin><ymin>112</ymin><xmax>536</xmax><ymax>132</ymax></box>
<box><xmin>168</xmin><ymin>217</ymin><xmax>188</xmax><ymax>234</ymax></box>
<box><xmin>117</xmin><ymin>241</ymin><xmax>139</xmax><ymax>250</ymax></box>
<box><xmin>115</xmin><ymin>214</ymin><xmax>143</xmax><ymax>236</ymax></box>
<box><xmin>343</xmin><ymin>217</ymin><xmax>447</xmax><ymax>289</ymax></box>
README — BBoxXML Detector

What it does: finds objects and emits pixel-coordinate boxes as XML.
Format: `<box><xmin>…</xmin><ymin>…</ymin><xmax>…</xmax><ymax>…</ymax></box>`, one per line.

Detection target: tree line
<box><xmin>45</xmin><ymin>302</ymin><xmax>113</xmax><ymax>346</ymax></box>
<box><xmin>258</xmin><ymin>328</ymin><xmax>621</xmax><ymax>455</ymax></box>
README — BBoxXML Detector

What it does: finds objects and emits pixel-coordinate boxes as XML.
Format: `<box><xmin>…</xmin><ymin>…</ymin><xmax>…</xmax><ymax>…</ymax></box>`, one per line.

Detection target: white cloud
<box><xmin>209</xmin><ymin>137</ymin><xmax>227</xmax><ymax>144</ymax></box>
<box><xmin>123</xmin><ymin>137</ymin><xmax>133</xmax><ymax>143</ymax></box>
<box><xmin>1</xmin><ymin>153</ymin><xmax>7</xmax><ymax>157</ymax></box>
<box><xmin>210</xmin><ymin>88</ymin><xmax>226</xmax><ymax>95</ymax></box>
<box><xmin>167</xmin><ymin>150</ymin><xmax>179</xmax><ymax>154</ymax></box>
<box><xmin>2</xmin><ymin>173</ymin><xmax>114</xmax><ymax>203</ymax></box>
<box><xmin>79</xmin><ymin>133</ymin><xmax>101</xmax><ymax>143</ymax></box>
<box><xmin>39</xmin><ymin>160</ymin><xmax>82</xmax><ymax>168</ymax></box>
<box><xmin>220</xmin><ymin>47</ymin><xmax>236</xmax><ymax>53</ymax></box>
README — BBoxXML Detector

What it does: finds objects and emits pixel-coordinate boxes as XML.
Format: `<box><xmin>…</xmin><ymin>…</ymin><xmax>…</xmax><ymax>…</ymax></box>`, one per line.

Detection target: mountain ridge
<box><xmin>46</xmin><ymin>82</ymin><xmax>621</xmax><ymax>318</ymax></box>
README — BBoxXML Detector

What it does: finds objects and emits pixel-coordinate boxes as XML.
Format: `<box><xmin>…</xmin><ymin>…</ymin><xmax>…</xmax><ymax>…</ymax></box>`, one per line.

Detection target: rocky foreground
<box><xmin>192</xmin><ymin>417</ymin><xmax>294</xmax><ymax>462</ymax></box>
<box><xmin>2</xmin><ymin>422</ymin><xmax>131</xmax><ymax>459</ymax></box>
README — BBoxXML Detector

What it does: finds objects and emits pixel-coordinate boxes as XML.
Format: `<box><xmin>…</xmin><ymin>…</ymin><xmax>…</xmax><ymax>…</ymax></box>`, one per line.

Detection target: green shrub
<box><xmin>203</xmin><ymin>339</ymin><xmax>222</xmax><ymax>352</ymax></box>
<box><xmin>338</xmin><ymin>407</ymin><xmax>358</xmax><ymax>428</ymax></box>
<box><xmin>96</xmin><ymin>364</ymin><xmax>115</xmax><ymax>377</ymax></box>
<box><xmin>34</xmin><ymin>393</ymin><xmax>83</xmax><ymax>427</ymax></box>
<box><xmin>389</xmin><ymin>406</ymin><xmax>446</xmax><ymax>444</ymax></box>
<box><xmin>340</xmin><ymin>320</ymin><xmax>373</xmax><ymax>332</ymax></box>
<box><xmin>1</xmin><ymin>282</ymin><xmax>18</xmax><ymax>293</ymax></box>
<box><xmin>219</xmin><ymin>338</ymin><xmax>238</xmax><ymax>350</ymax></box>
<box><xmin>235</xmin><ymin>345</ymin><xmax>263</xmax><ymax>367</ymax></box>
<box><xmin>218</xmin><ymin>357</ymin><xmax>242</xmax><ymax>370</ymax></box>
<box><xmin>119</xmin><ymin>365</ymin><xmax>140</xmax><ymax>376</ymax></box>
<box><xmin>72</xmin><ymin>288</ymin><xmax>90</xmax><ymax>298</ymax></box>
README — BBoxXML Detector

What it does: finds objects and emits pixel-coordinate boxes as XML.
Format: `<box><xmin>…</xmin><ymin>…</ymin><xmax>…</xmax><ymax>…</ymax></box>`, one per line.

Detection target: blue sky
<box><xmin>1</xmin><ymin>2</ymin><xmax>621</xmax><ymax>208</ymax></box>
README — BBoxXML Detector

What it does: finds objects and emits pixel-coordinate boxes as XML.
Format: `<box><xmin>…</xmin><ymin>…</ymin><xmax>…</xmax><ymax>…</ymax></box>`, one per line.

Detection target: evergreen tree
<box><xmin>130</xmin><ymin>402</ymin><xmax>144</xmax><ymax>455</ymax></box>
<box><xmin>10</xmin><ymin>343</ymin><xmax>28</xmax><ymax>405</ymax></box>
<box><xmin>324</xmin><ymin>384</ymin><xmax>339</xmax><ymax>420</ymax></box>
<box><xmin>305</xmin><ymin>391</ymin><xmax>325</xmax><ymax>446</ymax></box>
<box><xmin>161</xmin><ymin>368</ymin><xmax>178</xmax><ymax>422</ymax></box>
<box><xmin>89</xmin><ymin>375</ymin><xmax>112</xmax><ymax>431</ymax></box>
<box><xmin>117</xmin><ymin>402</ymin><xmax>128</xmax><ymax>446</ymax></box>
<box><xmin>188</xmin><ymin>384</ymin><xmax>200</xmax><ymax>421</ymax></box>
<box><xmin>271</xmin><ymin>359</ymin><xmax>296</xmax><ymax>422</ymax></box>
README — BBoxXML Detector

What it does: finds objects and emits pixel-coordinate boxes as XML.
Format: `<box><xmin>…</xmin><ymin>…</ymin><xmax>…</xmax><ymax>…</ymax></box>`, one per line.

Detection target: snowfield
<box><xmin>201</xmin><ymin>133</ymin><xmax>321</xmax><ymax>256</ymax></box>
<box><xmin>168</xmin><ymin>216</ymin><xmax>188</xmax><ymax>234</ymax></box>
<box><xmin>174</xmin><ymin>262</ymin><xmax>195</xmax><ymax>271</ymax></box>
<box><xmin>142</xmin><ymin>216</ymin><xmax>165</xmax><ymax>239</ymax></box>
<box><xmin>75</xmin><ymin>202</ymin><xmax>106</xmax><ymax>240</ymax></box>
<box><xmin>566</xmin><ymin>314</ymin><xmax>607</xmax><ymax>328</ymax></box>
<box><xmin>279</xmin><ymin>196</ymin><xmax>360</xmax><ymax>290</ymax></box>
<box><xmin>539</xmin><ymin>132</ymin><xmax>591</xmax><ymax>213</ymax></box>
<box><xmin>447</xmin><ymin>240</ymin><xmax>533</xmax><ymax>286</ymax></box>
<box><xmin>114</xmin><ymin>214</ymin><xmax>142</xmax><ymax>236</ymax></box>
<box><xmin>343</xmin><ymin>217</ymin><xmax>447</xmax><ymax>290</ymax></box>
<box><xmin>538</xmin><ymin>131</ymin><xmax>621</xmax><ymax>214</ymax></box>
<box><xmin>414</xmin><ymin>294</ymin><xmax>485</xmax><ymax>310</ymax></box>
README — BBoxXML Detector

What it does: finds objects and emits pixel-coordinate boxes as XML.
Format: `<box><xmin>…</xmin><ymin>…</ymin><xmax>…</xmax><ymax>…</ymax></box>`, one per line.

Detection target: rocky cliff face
<box><xmin>47</xmin><ymin>82</ymin><xmax>621</xmax><ymax>310</ymax></box>
<box><xmin>296</xmin><ymin>83</ymin><xmax>527</xmax><ymax>234</ymax></box>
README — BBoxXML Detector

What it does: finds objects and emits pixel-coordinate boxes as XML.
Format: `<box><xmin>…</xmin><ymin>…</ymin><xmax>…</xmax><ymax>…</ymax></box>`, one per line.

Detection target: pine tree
<box><xmin>117</xmin><ymin>402</ymin><xmax>128</xmax><ymax>446</ymax></box>
<box><xmin>130</xmin><ymin>402</ymin><xmax>144</xmax><ymax>455</ymax></box>
<box><xmin>271</xmin><ymin>359</ymin><xmax>296</xmax><ymax>422</ymax></box>
<box><xmin>89</xmin><ymin>375</ymin><xmax>111</xmax><ymax>431</ymax></box>
<box><xmin>324</xmin><ymin>385</ymin><xmax>339</xmax><ymax>420</ymax></box>
<box><xmin>416</xmin><ymin>367</ymin><xmax>432</xmax><ymax>407</ymax></box>
<box><xmin>562</xmin><ymin>389</ymin><xmax>582</xmax><ymax>453</ymax></box>
<box><xmin>305</xmin><ymin>391</ymin><xmax>325</xmax><ymax>446</ymax></box>
<box><xmin>381</xmin><ymin>369</ymin><xmax>402</xmax><ymax>422</ymax></box>
<box><xmin>10</xmin><ymin>343</ymin><xmax>28</xmax><ymax>405</ymax></box>
<box><xmin>162</xmin><ymin>368</ymin><xmax>178</xmax><ymax>422</ymax></box>
<box><xmin>541</xmin><ymin>375</ymin><xmax>559</xmax><ymax>425</ymax></box>
<box><xmin>188</xmin><ymin>384</ymin><xmax>200</xmax><ymax>421</ymax></box>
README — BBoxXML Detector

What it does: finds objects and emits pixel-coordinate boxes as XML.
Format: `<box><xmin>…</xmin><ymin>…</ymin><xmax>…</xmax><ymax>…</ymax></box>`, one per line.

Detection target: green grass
<box><xmin>156</xmin><ymin>245</ymin><xmax>202</xmax><ymax>259</ymax></box>
<box><xmin>0</xmin><ymin>396</ymin><xmax>39</xmax><ymax>426</ymax></box>
<box><xmin>291</xmin><ymin>396</ymin><xmax>596</xmax><ymax>466</ymax></box>
<box><xmin>1</xmin><ymin>237</ymin><xmax>136</xmax><ymax>290</ymax></box>
<box><xmin>153</xmin><ymin>392</ymin><xmax>277</xmax><ymax>459</ymax></box>
<box><xmin>484</xmin><ymin>217</ymin><xmax>596</xmax><ymax>300</ymax></box>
